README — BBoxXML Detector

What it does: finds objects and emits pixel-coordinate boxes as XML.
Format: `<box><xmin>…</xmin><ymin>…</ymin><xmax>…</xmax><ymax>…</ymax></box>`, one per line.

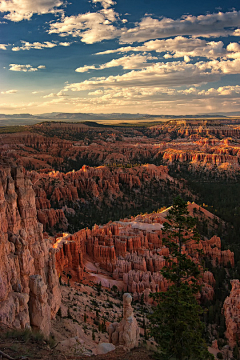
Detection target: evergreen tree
<box><xmin>149</xmin><ymin>197</ymin><xmax>213</xmax><ymax>360</ymax></box>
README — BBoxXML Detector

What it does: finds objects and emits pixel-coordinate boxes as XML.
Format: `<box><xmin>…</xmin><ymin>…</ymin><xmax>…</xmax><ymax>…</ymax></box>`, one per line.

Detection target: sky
<box><xmin>1</xmin><ymin>0</ymin><xmax>240</xmax><ymax>115</ymax></box>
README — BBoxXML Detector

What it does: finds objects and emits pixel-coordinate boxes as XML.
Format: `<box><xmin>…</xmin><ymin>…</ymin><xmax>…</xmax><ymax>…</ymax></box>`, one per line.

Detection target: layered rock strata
<box><xmin>0</xmin><ymin>165</ymin><xmax>61</xmax><ymax>336</ymax></box>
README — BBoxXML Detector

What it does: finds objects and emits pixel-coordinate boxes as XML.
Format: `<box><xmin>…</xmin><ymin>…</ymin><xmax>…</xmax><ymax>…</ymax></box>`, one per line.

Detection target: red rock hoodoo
<box><xmin>53</xmin><ymin>204</ymin><xmax>233</xmax><ymax>302</ymax></box>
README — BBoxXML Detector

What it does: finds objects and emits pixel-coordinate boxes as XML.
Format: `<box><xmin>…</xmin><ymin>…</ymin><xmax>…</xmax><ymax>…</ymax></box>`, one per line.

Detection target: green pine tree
<box><xmin>149</xmin><ymin>196</ymin><xmax>213</xmax><ymax>360</ymax></box>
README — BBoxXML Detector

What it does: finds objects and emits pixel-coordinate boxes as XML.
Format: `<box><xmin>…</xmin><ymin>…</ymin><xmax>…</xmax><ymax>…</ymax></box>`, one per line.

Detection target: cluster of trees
<box><xmin>147</xmin><ymin>196</ymin><xmax>240</xmax><ymax>359</ymax></box>
<box><xmin>171</xmin><ymin>165</ymin><xmax>240</xmax><ymax>277</ymax></box>
<box><xmin>65</xmin><ymin>179</ymin><xmax>183</xmax><ymax>233</ymax></box>
<box><xmin>149</xmin><ymin>197</ymin><xmax>214</xmax><ymax>360</ymax></box>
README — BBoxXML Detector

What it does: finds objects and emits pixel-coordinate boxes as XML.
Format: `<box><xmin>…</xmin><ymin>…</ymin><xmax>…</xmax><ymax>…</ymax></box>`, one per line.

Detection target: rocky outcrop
<box><xmin>53</xmin><ymin>204</ymin><xmax>232</xmax><ymax>301</ymax></box>
<box><xmin>2</xmin><ymin>121</ymin><xmax>240</xmax><ymax>181</ymax></box>
<box><xmin>149</xmin><ymin>121</ymin><xmax>240</xmax><ymax>139</ymax></box>
<box><xmin>29</xmin><ymin>275</ymin><xmax>51</xmax><ymax>336</ymax></box>
<box><xmin>0</xmin><ymin>165</ymin><xmax>61</xmax><ymax>335</ymax></box>
<box><xmin>200</xmin><ymin>236</ymin><xmax>234</xmax><ymax>267</ymax></box>
<box><xmin>223</xmin><ymin>279</ymin><xmax>240</xmax><ymax>348</ymax></box>
<box><xmin>31</xmin><ymin>164</ymin><xmax>170</xmax><ymax>206</ymax></box>
<box><xmin>37</xmin><ymin>208</ymin><xmax>68</xmax><ymax>232</ymax></box>
<box><xmin>54</xmin><ymin>230</ymin><xmax>89</xmax><ymax>281</ymax></box>
<box><xmin>108</xmin><ymin>293</ymin><xmax>139</xmax><ymax>349</ymax></box>
<box><xmin>28</xmin><ymin>164</ymin><xmax>174</xmax><ymax>231</ymax></box>
<box><xmin>162</xmin><ymin>150</ymin><xmax>239</xmax><ymax>167</ymax></box>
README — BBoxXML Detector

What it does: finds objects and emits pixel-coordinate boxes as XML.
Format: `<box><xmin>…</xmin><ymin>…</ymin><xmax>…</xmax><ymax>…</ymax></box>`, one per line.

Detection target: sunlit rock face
<box><xmin>162</xmin><ymin>150</ymin><xmax>239</xmax><ymax>167</ymax></box>
<box><xmin>53</xmin><ymin>203</ymin><xmax>234</xmax><ymax>302</ymax></box>
<box><xmin>2</xmin><ymin>122</ymin><xmax>240</xmax><ymax>181</ymax></box>
<box><xmin>224</xmin><ymin>279</ymin><xmax>240</xmax><ymax>348</ymax></box>
<box><xmin>0</xmin><ymin>165</ymin><xmax>61</xmax><ymax>335</ymax></box>
<box><xmin>29</xmin><ymin>163</ymin><xmax>171</xmax><ymax>231</ymax></box>
<box><xmin>148</xmin><ymin>121</ymin><xmax>240</xmax><ymax>139</ymax></box>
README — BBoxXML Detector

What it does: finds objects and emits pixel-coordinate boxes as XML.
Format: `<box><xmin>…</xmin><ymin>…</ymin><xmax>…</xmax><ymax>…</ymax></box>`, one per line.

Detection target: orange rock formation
<box><xmin>0</xmin><ymin>165</ymin><xmax>61</xmax><ymax>336</ymax></box>
<box><xmin>28</xmin><ymin>164</ymin><xmax>173</xmax><ymax>230</ymax></box>
<box><xmin>53</xmin><ymin>204</ymin><xmax>233</xmax><ymax>302</ymax></box>
<box><xmin>2</xmin><ymin>121</ymin><xmax>240</xmax><ymax>176</ymax></box>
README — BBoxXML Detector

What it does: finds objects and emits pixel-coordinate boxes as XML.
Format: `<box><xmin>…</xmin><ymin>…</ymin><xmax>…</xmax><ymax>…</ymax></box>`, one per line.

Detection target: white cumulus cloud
<box><xmin>88</xmin><ymin>89</ymin><xmax>104</xmax><ymax>95</ymax></box>
<box><xmin>75</xmin><ymin>54</ymin><xmax>157</xmax><ymax>72</ymax></box>
<box><xmin>11</xmin><ymin>40</ymin><xmax>72</xmax><ymax>51</ymax></box>
<box><xmin>65</xmin><ymin>60</ymin><xmax>221</xmax><ymax>92</ymax></box>
<box><xmin>96</xmin><ymin>37</ymin><xmax>227</xmax><ymax>60</ymax></box>
<box><xmin>48</xmin><ymin>2</ymin><xmax>120</xmax><ymax>44</ymax></box>
<box><xmin>92</xmin><ymin>0</ymin><xmax>116</xmax><ymax>9</ymax></box>
<box><xmin>9</xmin><ymin>64</ymin><xmax>46</xmax><ymax>72</ymax></box>
<box><xmin>0</xmin><ymin>0</ymin><xmax>65</xmax><ymax>22</ymax></box>
<box><xmin>196</xmin><ymin>58</ymin><xmax>240</xmax><ymax>74</ymax></box>
<box><xmin>59</xmin><ymin>41</ymin><xmax>71</xmax><ymax>46</ymax></box>
<box><xmin>43</xmin><ymin>90</ymin><xmax>68</xmax><ymax>98</ymax></box>
<box><xmin>1</xmin><ymin>89</ymin><xmax>18</xmax><ymax>94</ymax></box>
<box><xmin>76</xmin><ymin>65</ymin><xmax>98</xmax><ymax>73</ymax></box>
<box><xmin>0</xmin><ymin>44</ymin><xmax>8</xmax><ymax>50</ymax></box>
<box><xmin>12</xmin><ymin>41</ymin><xmax>57</xmax><ymax>51</ymax></box>
<box><xmin>119</xmin><ymin>11</ymin><xmax>240</xmax><ymax>43</ymax></box>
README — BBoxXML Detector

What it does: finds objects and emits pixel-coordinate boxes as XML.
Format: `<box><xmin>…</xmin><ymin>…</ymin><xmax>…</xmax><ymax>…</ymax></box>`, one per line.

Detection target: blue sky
<box><xmin>1</xmin><ymin>0</ymin><xmax>240</xmax><ymax>115</ymax></box>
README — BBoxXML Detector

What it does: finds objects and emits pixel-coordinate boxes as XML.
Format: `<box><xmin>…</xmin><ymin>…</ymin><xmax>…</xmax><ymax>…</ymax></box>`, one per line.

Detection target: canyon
<box><xmin>1</xmin><ymin>120</ymin><xmax>240</xmax><ymax>177</ymax></box>
<box><xmin>2</xmin><ymin>119</ymin><xmax>240</xmax><ymax>234</ymax></box>
<box><xmin>53</xmin><ymin>203</ymin><xmax>233</xmax><ymax>303</ymax></box>
<box><xmin>1</xmin><ymin>118</ymin><xmax>240</xmax><ymax>358</ymax></box>
<box><xmin>29</xmin><ymin>163</ymin><xmax>182</xmax><ymax>232</ymax></box>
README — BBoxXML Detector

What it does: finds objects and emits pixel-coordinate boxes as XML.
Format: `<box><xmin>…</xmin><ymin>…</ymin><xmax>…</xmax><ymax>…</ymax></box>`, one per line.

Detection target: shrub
<box><xmin>5</xmin><ymin>328</ymin><xmax>45</xmax><ymax>344</ymax></box>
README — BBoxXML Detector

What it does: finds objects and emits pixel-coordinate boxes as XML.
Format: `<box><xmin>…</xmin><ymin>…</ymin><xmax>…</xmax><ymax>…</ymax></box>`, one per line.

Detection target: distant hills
<box><xmin>0</xmin><ymin>111</ymin><xmax>240</xmax><ymax>126</ymax></box>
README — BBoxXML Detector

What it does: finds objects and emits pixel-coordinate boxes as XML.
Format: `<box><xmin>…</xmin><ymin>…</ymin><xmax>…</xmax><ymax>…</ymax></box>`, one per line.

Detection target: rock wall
<box><xmin>149</xmin><ymin>122</ymin><xmax>240</xmax><ymax>139</ymax></box>
<box><xmin>54</xmin><ymin>230</ymin><xmax>89</xmax><ymax>281</ymax></box>
<box><xmin>162</xmin><ymin>150</ymin><xmax>239</xmax><ymax>167</ymax></box>
<box><xmin>0</xmin><ymin>165</ymin><xmax>61</xmax><ymax>336</ymax></box>
<box><xmin>224</xmin><ymin>279</ymin><xmax>240</xmax><ymax>348</ymax></box>
<box><xmin>28</xmin><ymin>164</ymin><xmax>173</xmax><ymax>231</ymax></box>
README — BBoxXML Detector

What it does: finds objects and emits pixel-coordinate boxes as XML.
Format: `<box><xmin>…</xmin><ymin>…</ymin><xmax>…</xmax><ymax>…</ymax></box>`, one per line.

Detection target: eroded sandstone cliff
<box><xmin>224</xmin><ymin>279</ymin><xmax>240</xmax><ymax>348</ymax></box>
<box><xmin>53</xmin><ymin>204</ymin><xmax>233</xmax><ymax>302</ymax></box>
<box><xmin>0</xmin><ymin>165</ymin><xmax>61</xmax><ymax>336</ymax></box>
<box><xmin>28</xmin><ymin>164</ymin><xmax>184</xmax><ymax>232</ymax></box>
